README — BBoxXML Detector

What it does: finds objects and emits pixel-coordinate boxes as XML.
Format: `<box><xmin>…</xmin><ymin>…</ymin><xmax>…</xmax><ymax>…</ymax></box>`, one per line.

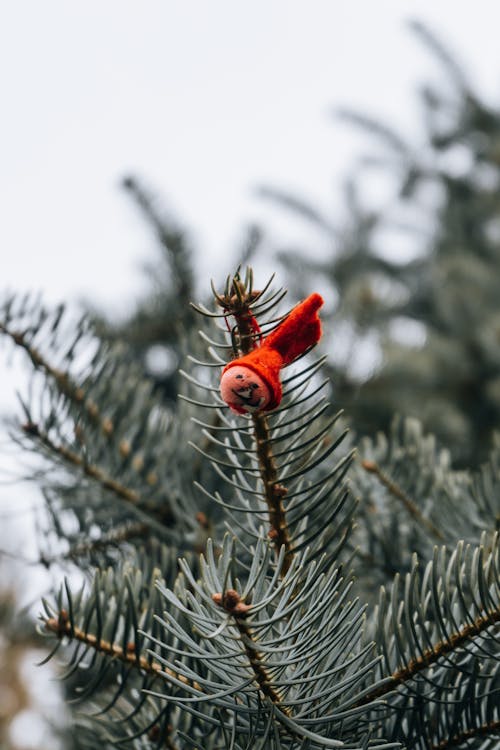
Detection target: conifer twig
<box><xmin>431</xmin><ymin>719</ymin><xmax>500</xmax><ymax>750</ymax></box>
<box><xmin>212</xmin><ymin>589</ymin><xmax>290</xmax><ymax>715</ymax></box>
<box><xmin>43</xmin><ymin>609</ymin><xmax>199</xmax><ymax>689</ymax></box>
<box><xmin>218</xmin><ymin>277</ymin><xmax>294</xmax><ymax>574</ymax></box>
<box><xmin>358</xmin><ymin>604</ymin><xmax>500</xmax><ymax>705</ymax></box>
<box><xmin>251</xmin><ymin>414</ymin><xmax>293</xmax><ymax>570</ymax></box>
<box><xmin>0</xmin><ymin>321</ymin><xmax>112</xmax><ymax>435</ymax></box>
<box><xmin>22</xmin><ymin>422</ymin><xmax>175</xmax><ymax>532</ymax></box>
<box><xmin>39</xmin><ymin>521</ymin><xmax>151</xmax><ymax>567</ymax></box>
<box><xmin>361</xmin><ymin>459</ymin><xmax>445</xmax><ymax>541</ymax></box>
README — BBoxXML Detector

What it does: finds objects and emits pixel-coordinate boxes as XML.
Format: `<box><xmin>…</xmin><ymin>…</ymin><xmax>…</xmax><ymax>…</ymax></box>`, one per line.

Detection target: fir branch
<box><xmin>44</xmin><ymin>610</ymin><xmax>161</xmax><ymax>677</ymax></box>
<box><xmin>25</xmin><ymin>422</ymin><xmax>140</xmax><ymax>502</ymax></box>
<box><xmin>0</xmin><ymin>320</ymin><xmax>111</xmax><ymax>434</ymax></box>
<box><xmin>154</xmin><ymin>536</ymin><xmax>376</xmax><ymax>748</ymax></box>
<box><xmin>43</xmin><ymin>609</ymin><xmax>199</xmax><ymax>690</ymax></box>
<box><xmin>359</xmin><ymin>587</ymin><xmax>500</xmax><ymax>706</ymax></box>
<box><xmin>252</xmin><ymin>415</ymin><xmax>293</xmax><ymax>571</ymax></box>
<box><xmin>40</xmin><ymin>521</ymin><xmax>151</xmax><ymax>567</ymax></box>
<box><xmin>22</xmin><ymin>422</ymin><xmax>175</xmax><ymax>532</ymax></box>
<box><xmin>432</xmin><ymin>719</ymin><xmax>500</xmax><ymax>750</ymax></box>
<box><xmin>409</xmin><ymin>19</ymin><xmax>471</xmax><ymax>94</ymax></box>
<box><xmin>122</xmin><ymin>175</ymin><xmax>194</xmax><ymax>303</ymax></box>
<box><xmin>361</xmin><ymin>458</ymin><xmax>445</xmax><ymax>542</ymax></box>
<box><xmin>1</xmin><ymin>523</ymin><xmax>152</xmax><ymax>568</ymax></box>
<box><xmin>217</xmin><ymin>275</ymin><xmax>294</xmax><ymax>573</ymax></box>
<box><xmin>212</xmin><ymin>588</ymin><xmax>290</xmax><ymax>714</ymax></box>
<box><xmin>370</xmin><ymin>606</ymin><xmax>499</xmax><ymax>702</ymax></box>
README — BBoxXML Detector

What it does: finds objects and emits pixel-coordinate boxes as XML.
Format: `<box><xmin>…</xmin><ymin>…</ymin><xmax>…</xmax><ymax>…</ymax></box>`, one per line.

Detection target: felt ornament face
<box><xmin>220</xmin><ymin>292</ymin><xmax>324</xmax><ymax>416</ymax></box>
<box><xmin>220</xmin><ymin>365</ymin><xmax>272</xmax><ymax>414</ymax></box>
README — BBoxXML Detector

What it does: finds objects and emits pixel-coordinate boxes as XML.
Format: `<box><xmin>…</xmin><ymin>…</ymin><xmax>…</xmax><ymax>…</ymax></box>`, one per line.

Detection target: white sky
<box><xmin>2</xmin><ymin>0</ymin><xmax>500</xmax><ymax>315</ymax></box>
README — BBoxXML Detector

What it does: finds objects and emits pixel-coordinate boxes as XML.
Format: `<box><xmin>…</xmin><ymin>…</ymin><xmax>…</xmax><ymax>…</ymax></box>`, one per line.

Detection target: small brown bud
<box><xmin>102</xmin><ymin>417</ymin><xmax>113</xmax><ymax>436</ymax></box>
<box><xmin>273</xmin><ymin>484</ymin><xmax>288</xmax><ymax>498</ymax></box>
<box><xmin>223</xmin><ymin>589</ymin><xmax>240</xmax><ymax>609</ymax></box>
<box><xmin>22</xmin><ymin>421</ymin><xmax>39</xmax><ymax>436</ymax></box>
<box><xmin>212</xmin><ymin>590</ymin><xmax>249</xmax><ymax>616</ymax></box>
<box><xmin>119</xmin><ymin>439</ymin><xmax>131</xmax><ymax>458</ymax></box>
<box><xmin>268</xmin><ymin>528</ymin><xmax>279</xmax><ymax>540</ymax></box>
<box><xmin>86</xmin><ymin>399</ymin><xmax>99</xmax><ymax>419</ymax></box>
<box><xmin>146</xmin><ymin>471</ymin><xmax>158</xmax><ymax>486</ymax></box>
<box><xmin>361</xmin><ymin>459</ymin><xmax>377</xmax><ymax>473</ymax></box>
<box><xmin>148</xmin><ymin>725</ymin><xmax>160</xmax><ymax>741</ymax></box>
<box><xmin>195</xmin><ymin>511</ymin><xmax>209</xmax><ymax>529</ymax></box>
<box><xmin>132</xmin><ymin>454</ymin><xmax>144</xmax><ymax>472</ymax></box>
<box><xmin>233</xmin><ymin>602</ymin><xmax>251</xmax><ymax>617</ymax></box>
<box><xmin>126</xmin><ymin>642</ymin><xmax>136</xmax><ymax>653</ymax></box>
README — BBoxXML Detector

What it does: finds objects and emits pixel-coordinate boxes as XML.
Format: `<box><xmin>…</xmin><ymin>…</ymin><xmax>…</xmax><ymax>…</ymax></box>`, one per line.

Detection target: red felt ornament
<box><xmin>220</xmin><ymin>293</ymin><xmax>324</xmax><ymax>414</ymax></box>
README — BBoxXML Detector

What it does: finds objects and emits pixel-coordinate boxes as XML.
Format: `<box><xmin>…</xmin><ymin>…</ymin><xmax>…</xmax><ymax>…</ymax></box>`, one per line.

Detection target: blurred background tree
<box><xmin>93</xmin><ymin>22</ymin><xmax>500</xmax><ymax>468</ymax></box>
<box><xmin>92</xmin><ymin>176</ymin><xmax>264</xmax><ymax>406</ymax></box>
<box><xmin>0</xmin><ymin>559</ymin><xmax>68</xmax><ymax>750</ymax></box>
<box><xmin>260</xmin><ymin>21</ymin><xmax>500</xmax><ymax>467</ymax></box>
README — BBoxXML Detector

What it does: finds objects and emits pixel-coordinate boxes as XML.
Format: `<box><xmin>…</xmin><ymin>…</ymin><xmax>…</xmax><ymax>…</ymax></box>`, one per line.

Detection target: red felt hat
<box><xmin>221</xmin><ymin>293</ymin><xmax>324</xmax><ymax>413</ymax></box>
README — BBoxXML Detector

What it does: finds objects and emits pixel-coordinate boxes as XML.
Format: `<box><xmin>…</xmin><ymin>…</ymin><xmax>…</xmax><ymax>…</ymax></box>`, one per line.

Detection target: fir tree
<box><xmin>1</xmin><ymin>268</ymin><xmax>500</xmax><ymax>749</ymax></box>
<box><xmin>260</xmin><ymin>21</ymin><xmax>500</xmax><ymax>467</ymax></box>
<box><xmin>91</xmin><ymin>176</ymin><xmax>263</xmax><ymax>406</ymax></box>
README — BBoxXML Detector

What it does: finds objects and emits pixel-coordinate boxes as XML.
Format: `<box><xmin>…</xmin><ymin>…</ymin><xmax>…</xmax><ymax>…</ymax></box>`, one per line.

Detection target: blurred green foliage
<box><xmin>262</xmin><ymin>21</ymin><xmax>500</xmax><ymax>467</ymax></box>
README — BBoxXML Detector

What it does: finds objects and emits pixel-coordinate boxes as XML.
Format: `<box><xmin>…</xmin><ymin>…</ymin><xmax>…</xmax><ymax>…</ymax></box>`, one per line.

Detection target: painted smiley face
<box><xmin>220</xmin><ymin>365</ymin><xmax>272</xmax><ymax>414</ymax></box>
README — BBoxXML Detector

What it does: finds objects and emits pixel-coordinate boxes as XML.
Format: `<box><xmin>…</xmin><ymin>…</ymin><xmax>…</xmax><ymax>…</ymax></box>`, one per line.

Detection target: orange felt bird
<box><xmin>220</xmin><ymin>293</ymin><xmax>324</xmax><ymax>414</ymax></box>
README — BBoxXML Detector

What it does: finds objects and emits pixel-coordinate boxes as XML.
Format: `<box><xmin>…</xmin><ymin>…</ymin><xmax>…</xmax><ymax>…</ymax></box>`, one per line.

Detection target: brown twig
<box><xmin>39</xmin><ymin>521</ymin><xmax>151</xmax><ymax>567</ymax></box>
<box><xmin>252</xmin><ymin>415</ymin><xmax>293</xmax><ymax>572</ymax></box>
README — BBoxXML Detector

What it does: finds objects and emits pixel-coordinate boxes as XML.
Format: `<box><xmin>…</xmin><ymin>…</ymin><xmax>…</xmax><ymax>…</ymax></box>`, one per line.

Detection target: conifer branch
<box><xmin>40</xmin><ymin>521</ymin><xmax>151</xmax><ymax>566</ymax></box>
<box><xmin>22</xmin><ymin>422</ymin><xmax>175</xmax><ymax>531</ymax></box>
<box><xmin>44</xmin><ymin>611</ymin><xmax>161</xmax><ymax>677</ymax></box>
<box><xmin>43</xmin><ymin>609</ymin><xmax>198</xmax><ymax>689</ymax></box>
<box><xmin>212</xmin><ymin>588</ymin><xmax>291</xmax><ymax>715</ymax></box>
<box><xmin>359</xmin><ymin>604</ymin><xmax>500</xmax><ymax>704</ymax></box>
<box><xmin>217</xmin><ymin>276</ymin><xmax>294</xmax><ymax>574</ymax></box>
<box><xmin>431</xmin><ymin>719</ymin><xmax>500</xmax><ymax>750</ymax></box>
<box><xmin>252</xmin><ymin>414</ymin><xmax>293</xmax><ymax>571</ymax></box>
<box><xmin>24</xmin><ymin>422</ymin><xmax>139</xmax><ymax>502</ymax></box>
<box><xmin>361</xmin><ymin>458</ymin><xmax>445</xmax><ymax>541</ymax></box>
<box><xmin>0</xmin><ymin>321</ymin><xmax>111</xmax><ymax>434</ymax></box>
